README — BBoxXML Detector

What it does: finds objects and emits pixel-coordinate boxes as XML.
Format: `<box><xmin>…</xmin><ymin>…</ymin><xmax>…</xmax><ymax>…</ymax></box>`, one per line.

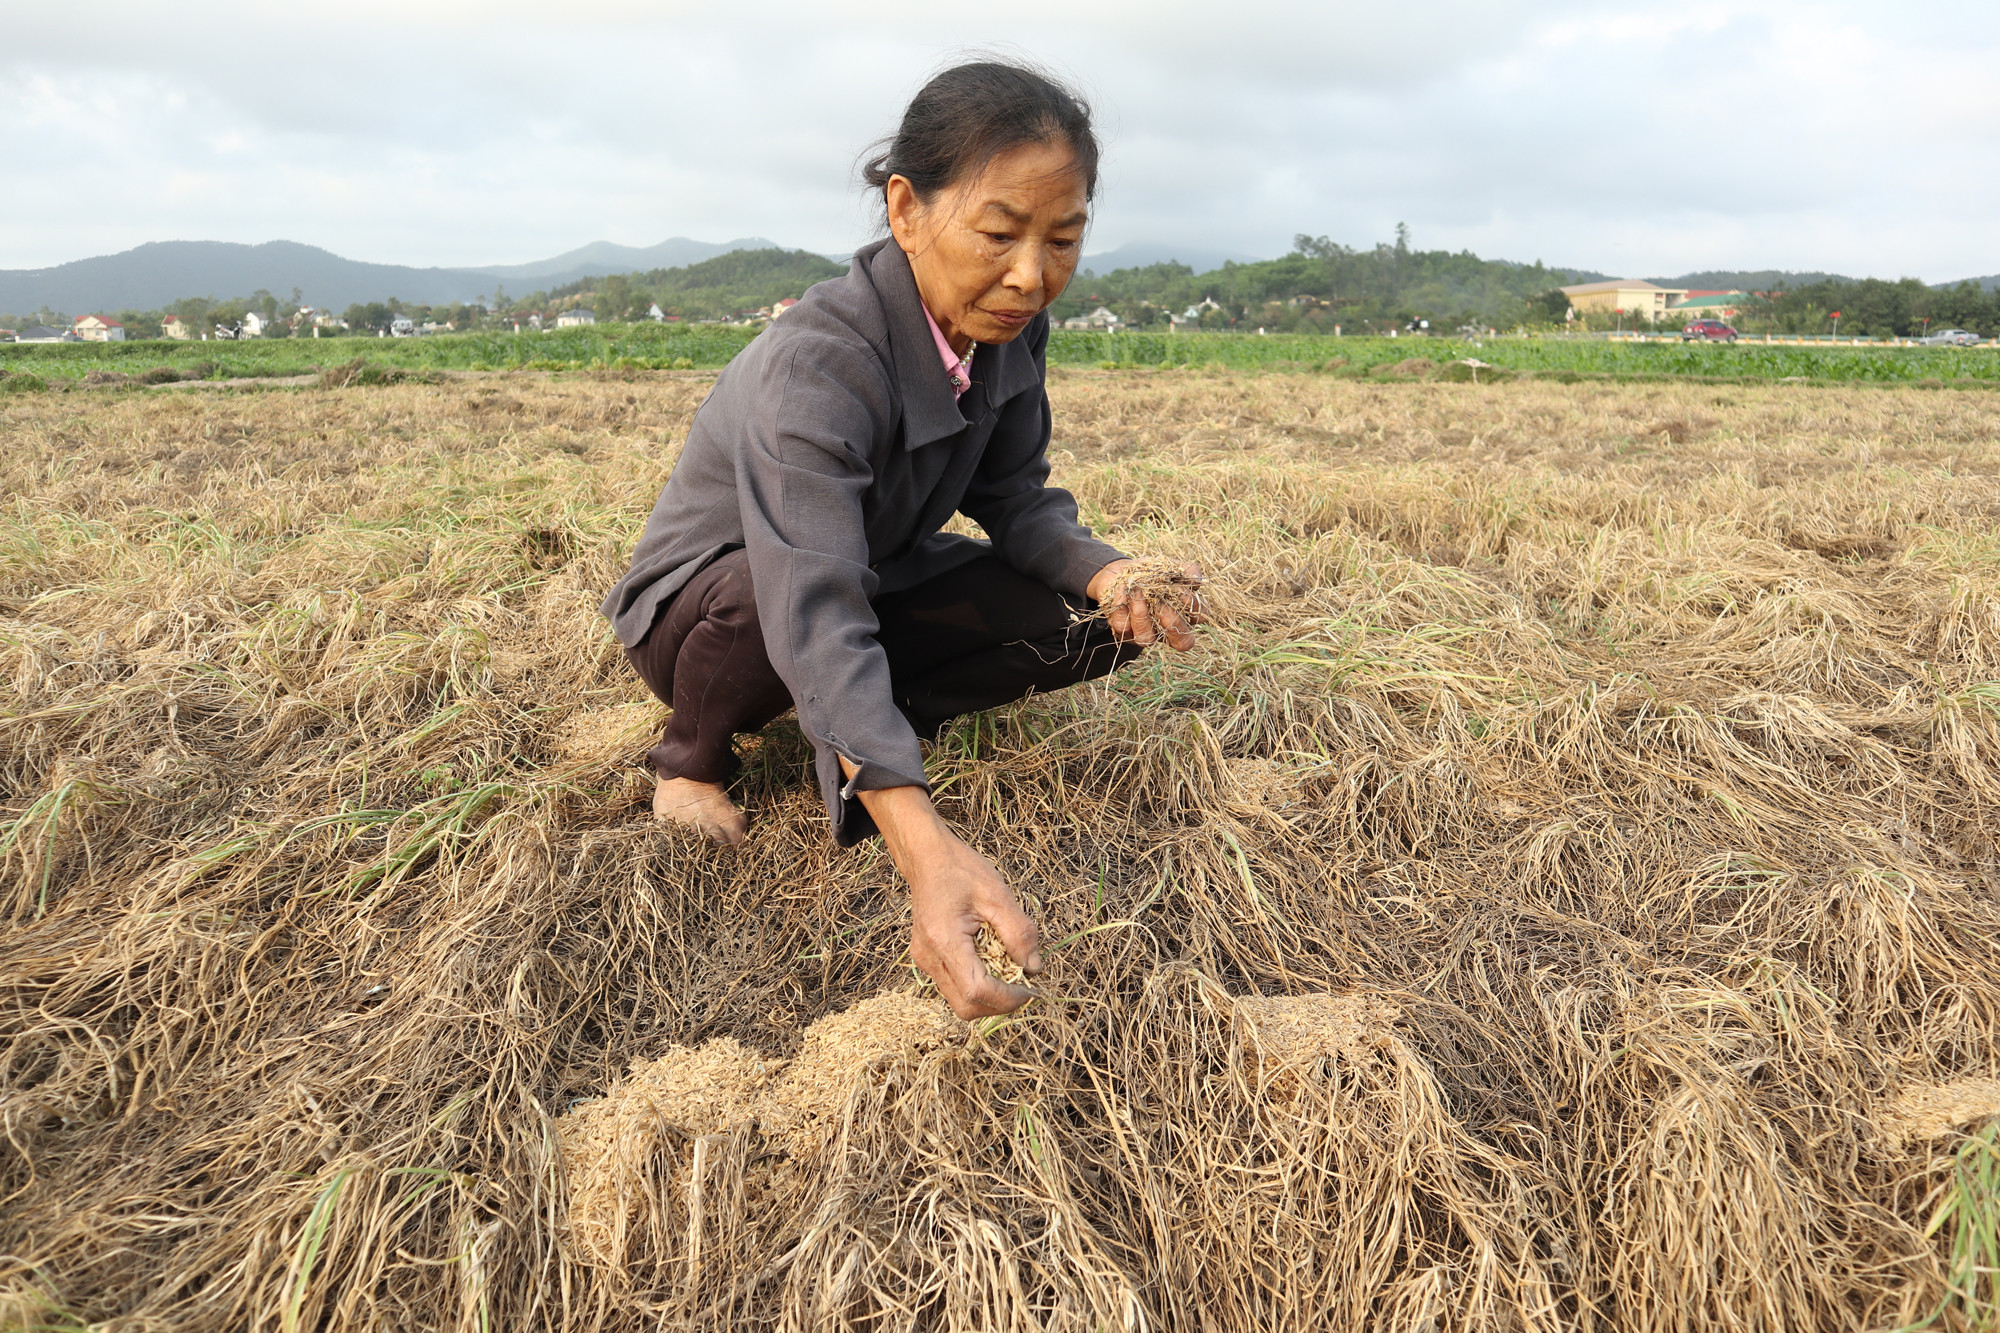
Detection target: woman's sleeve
<box><xmin>735</xmin><ymin>339</ymin><xmax>929</xmax><ymax>846</ymax></box>
<box><xmin>958</xmin><ymin>320</ymin><xmax>1126</xmax><ymax>597</ymax></box>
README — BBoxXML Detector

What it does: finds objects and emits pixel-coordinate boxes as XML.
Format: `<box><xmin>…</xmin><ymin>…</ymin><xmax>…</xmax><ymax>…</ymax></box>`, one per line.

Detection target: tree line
<box><xmin>0</xmin><ymin>248</ymin><xmax>848</xmax><ymax>341</ymax></box>
<box><xmin>545</xmin><ymin>249</ymin><xmax>848</xmax><ymax>323</ymax></box>
<box><xmin>1740</xmin><ymin>278</ymin><xmax>1995</xmax><ymax>338</ymax></box>
<box><xmin>1047</xmin><ymin>230</ymin><xmax>2000</xmax><ymax>340</ymax></box>
<box><xmin>9</xmin><ymin>236</ymin><xmax>1994</xmax><ymax>342</ymax></box>
<box><xmin>1046</xmin><ymin>226</ymin><xmax>1604</xmax><ymax>333</ymax></box>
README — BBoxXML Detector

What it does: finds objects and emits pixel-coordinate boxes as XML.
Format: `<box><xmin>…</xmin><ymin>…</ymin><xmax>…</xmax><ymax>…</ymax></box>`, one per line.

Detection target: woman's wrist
<box><xmin>838</xmin><ymin>756</ymin><xmax>948</xmax><ymax>858</ymax></box>
<box><xmin>861</xmin><ymin>783</ymin><xmax>946</xmax><ymax>856</ymax></box>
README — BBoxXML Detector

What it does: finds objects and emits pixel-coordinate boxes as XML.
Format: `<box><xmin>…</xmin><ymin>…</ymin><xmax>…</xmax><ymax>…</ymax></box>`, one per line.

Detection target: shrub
<box><xmin>315</xmin><ymin>359</ymin><xmax>440</xmax><ymax>388</ymax></box>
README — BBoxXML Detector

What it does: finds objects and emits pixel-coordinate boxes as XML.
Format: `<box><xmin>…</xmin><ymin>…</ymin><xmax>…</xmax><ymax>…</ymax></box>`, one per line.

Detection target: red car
<box><xmin>1682</xmin><ymin>319</ymin><xmax>1738</xmax><ymax>342</ymax></box>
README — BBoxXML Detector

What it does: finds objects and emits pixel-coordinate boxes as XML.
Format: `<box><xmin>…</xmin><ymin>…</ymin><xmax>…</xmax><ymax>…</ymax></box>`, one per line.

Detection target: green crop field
<box><xmin>1056</xmin><ymin>331</ymin><xmax>2000</xmax><ymax>383</ymax></box>
<box><xmin>3</xmin><ymin>323</ymin><xmax>1998</xmax><ymax>387</ymax></box>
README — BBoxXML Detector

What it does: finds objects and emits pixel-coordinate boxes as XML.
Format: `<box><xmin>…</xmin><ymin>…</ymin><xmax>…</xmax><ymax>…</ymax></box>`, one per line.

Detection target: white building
<box><xmin>555</xmin><ymin>309</ymin><xmax>597</xmax><ymax>327</ymax></box>
<box><xmin>1062</xmin><ymin>305</ymin><xmax>1121</xmax><ymax>331</ymax></box>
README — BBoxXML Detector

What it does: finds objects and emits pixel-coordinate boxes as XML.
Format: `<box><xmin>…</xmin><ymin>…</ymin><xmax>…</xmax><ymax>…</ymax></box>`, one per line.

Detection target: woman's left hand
<box><xmin>1087</xmin><ymin>559</ymin><xmax>1204</xmax><ymax>651</ymax></box>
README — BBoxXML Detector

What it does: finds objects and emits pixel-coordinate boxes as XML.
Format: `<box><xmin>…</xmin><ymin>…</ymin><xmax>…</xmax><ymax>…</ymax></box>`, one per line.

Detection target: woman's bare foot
<box><xmin>653</xmin><ymin>776</ymin><xmax>747</xmax><ymax>846</ymax></box>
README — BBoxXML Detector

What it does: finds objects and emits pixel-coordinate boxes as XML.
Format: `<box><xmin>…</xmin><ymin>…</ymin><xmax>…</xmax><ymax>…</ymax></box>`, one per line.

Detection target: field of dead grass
<box><xmin>4</xmin><ymin>368</ymin><xmax>2000</xmax><ymax>1330</ymax></box>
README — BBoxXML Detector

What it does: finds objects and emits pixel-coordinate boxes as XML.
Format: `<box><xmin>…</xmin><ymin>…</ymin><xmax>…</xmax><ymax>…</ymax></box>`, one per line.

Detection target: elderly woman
<box><xmin>601</xmin><ymin>61</ymin><xmax>1199</xmax><ymax>1018</ymax></box>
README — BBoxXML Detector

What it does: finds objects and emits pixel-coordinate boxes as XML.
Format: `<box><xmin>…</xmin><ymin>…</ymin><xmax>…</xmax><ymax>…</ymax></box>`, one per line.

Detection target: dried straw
<box><xmin>4</xmin><ymin>369</ymin><xmax>2000</xmax><ymax>1329</ymax></box>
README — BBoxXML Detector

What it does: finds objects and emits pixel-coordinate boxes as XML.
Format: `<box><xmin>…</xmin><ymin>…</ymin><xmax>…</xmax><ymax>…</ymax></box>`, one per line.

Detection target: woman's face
<box><xmin>887</xmin><ymin>139</ymin><xmax>1089</xmax><ymax>352</ymax></box>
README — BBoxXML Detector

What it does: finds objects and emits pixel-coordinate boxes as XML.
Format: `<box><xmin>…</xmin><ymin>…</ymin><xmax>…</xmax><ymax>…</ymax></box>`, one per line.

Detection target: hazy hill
<box><xmin>1079</xmin><ymin>242</ymin><xmax>1267</xmax><ymax>275</ymax></box>
<box><xmin>0</xmin><ymin>241</ymin><xmax>500</xmax><ymax>316</ymax></box>
<box><xmin>548</xmin><ymin>248</ymin><xmax>849</xmax><ymax>322</ymax></box>
<box><xmin>1052</xmin><ymin>233</ymin><xmax>1609</xmax><ymax>328</ymax></box>
<box><xmin>1656</xmin><ymin>269</ymin><xmax>2000</xmax><ymax>294</ymax></box>
<box><xmin>1652</xmin><ymin>269</ymin><xmax>1859</xmax><ymax>290</ymax></box>
<box><xmin>481</xmin><ymin>236</ymin><xmax>778</xmax><ymax>285</ymax></box>
<box><xmin>0</xmin><ymin>236</ymin><xmax>782</xmax><ymax>316</ymax></box>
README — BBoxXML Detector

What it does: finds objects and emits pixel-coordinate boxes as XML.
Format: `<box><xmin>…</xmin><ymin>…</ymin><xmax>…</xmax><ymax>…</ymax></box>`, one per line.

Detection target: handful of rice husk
<box><xmin>976</xmin><ymin>925</ymin><xmax>1035</xmax><ymax>990</ymax></box>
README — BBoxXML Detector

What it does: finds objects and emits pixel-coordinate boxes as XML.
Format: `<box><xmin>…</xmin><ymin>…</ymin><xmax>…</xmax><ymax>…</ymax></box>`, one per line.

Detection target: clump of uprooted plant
<box><xmin>4</xmin><ymin>370</ymin><xmax>2000</xmax><ymax>1330</ymax></box>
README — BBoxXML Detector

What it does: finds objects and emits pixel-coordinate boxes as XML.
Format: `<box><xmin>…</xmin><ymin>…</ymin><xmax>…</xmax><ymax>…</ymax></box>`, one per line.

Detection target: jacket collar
<box><xmin>858</xmin><ymin>238</ymin><xmax>1045</xmax><ymax>450</ymax></box>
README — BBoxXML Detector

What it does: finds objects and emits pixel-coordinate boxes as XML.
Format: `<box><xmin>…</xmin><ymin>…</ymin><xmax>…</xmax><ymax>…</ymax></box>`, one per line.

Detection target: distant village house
<box><xmin>1169</xmin><ymin>296</ymin><xmax>1223</xmax><ymax>331</ymax></box>
<box><xmin>14</xmin><ymin>325</ymin><xmax>75</xmax><ymax>343</ymax></box>
<box><xmin>555</xmin><ymin>309</ymin><xmax>596</xmax><ymax>328</ymax></box>
<box><xmin>162</xmin><ymin>314</ymin><xmax>191</xmax><ymax>340</ymax></box>
<box><xmin>1062</xmin><ymin>305</ymin><xmax>1120</xmax><ymax>331</ymax></box>
<box><xmin>771</xmin><ymin>298</ymin><xmax>799</xmax><ymax>319</ymax></box>
<box><xmin>73</xmin><ymin>315</ymin><xmax>126</xmax><ymax>342</ymax></box>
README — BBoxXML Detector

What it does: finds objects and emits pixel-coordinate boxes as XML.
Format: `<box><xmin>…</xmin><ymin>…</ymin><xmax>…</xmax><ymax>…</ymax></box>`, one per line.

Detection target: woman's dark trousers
<box><xmin>623</xmin><ymin>549</ymin><xmax>1142</xmax><ymax>784</ymax></box>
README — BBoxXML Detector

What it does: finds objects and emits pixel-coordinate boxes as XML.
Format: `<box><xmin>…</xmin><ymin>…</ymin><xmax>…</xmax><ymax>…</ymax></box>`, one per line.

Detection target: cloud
<box><xmin>3</xmin><ymin>0</ymin><xmax>1996</xmax><ymax>281</ymax></box>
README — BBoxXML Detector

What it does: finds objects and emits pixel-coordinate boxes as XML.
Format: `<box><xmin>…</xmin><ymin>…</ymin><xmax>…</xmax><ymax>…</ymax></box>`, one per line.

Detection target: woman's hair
<box><xmin>861</xmin><ymin>59</ymin><xmax>1099</xmax><ymax>215</ymax></box>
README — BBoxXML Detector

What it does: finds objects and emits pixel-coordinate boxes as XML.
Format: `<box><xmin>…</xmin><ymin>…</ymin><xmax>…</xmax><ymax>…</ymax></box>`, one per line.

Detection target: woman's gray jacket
<box><xmin>600</xmin><ymin>238</ymin><xmax>1124</xmax><ymax>845</ymax></box>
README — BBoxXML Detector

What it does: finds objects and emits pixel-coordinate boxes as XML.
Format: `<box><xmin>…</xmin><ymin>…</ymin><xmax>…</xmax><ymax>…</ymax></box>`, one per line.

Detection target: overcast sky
<box><xmin>7</xmin><ymin>1</ymin><xmax>1997</xmax><ymax>281</ymax></box>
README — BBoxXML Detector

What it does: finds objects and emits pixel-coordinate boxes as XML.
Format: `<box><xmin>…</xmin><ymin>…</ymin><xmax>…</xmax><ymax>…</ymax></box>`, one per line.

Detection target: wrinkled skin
<box><xmin>886</xmin><ymin>138</ymin><xmax>1089</xmax><ymax>356</ymax></box>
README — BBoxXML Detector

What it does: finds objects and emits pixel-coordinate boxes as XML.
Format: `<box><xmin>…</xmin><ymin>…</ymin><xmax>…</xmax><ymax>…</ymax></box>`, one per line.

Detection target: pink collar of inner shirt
<box><xmin>923</xmin><ymin>306</ymin><xmax>974</xmax><ymax>399</ymax></box>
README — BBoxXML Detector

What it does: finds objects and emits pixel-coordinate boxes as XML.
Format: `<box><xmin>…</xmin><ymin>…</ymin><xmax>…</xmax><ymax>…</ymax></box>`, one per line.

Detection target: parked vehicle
<box><xmin>1917</xmin><ymin>328</ymin><xmax>1982</xmax><ymax>346</ymax></box>
<box><xmin>1681</xmin><ymin>319</ymin><xmax>1738</xmax><ymax>343</ymax></box>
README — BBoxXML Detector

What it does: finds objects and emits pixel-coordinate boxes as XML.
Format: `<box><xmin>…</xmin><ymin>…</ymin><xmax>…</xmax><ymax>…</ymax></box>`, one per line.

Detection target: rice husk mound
<box><xmin>759</xmin><ymin>990</ymin><xmax>964</xmax><ymax>1155</ymax></box>
<box><xmin>558</xmin><ymin>991</ymin><xmax>966</xmax><ymax>1279</ymax></box>
<box><xmin>555</xmin><ymin>701</ymin><xmax>658</xmax><ymax>764</ymax></box>
<box><xmin>1234</xmin><ymin>991</ymin><xmax>1401</xmax><ymax>1068</ymax></box>
<box><xmin>1878</xmin><ymin>1078</ymin><xmax>2000</xmax><ymax>1146</ymax></box>
<box><xmin>559</xmin><ymin>1039</ymin><xmax>773</xmax><ymax>1269</ymax></box>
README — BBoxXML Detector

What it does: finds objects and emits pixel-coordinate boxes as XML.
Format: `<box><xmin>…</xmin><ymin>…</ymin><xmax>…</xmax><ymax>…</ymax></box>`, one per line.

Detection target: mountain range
<box><xmin>1077</xmin><ymin>242</ymin><xmax>1268</xmax><ymax>275</ymax></box>
<box><xmin>1651</xmin><ymin>269</ymin><xmax>2000</xmax><ymax>292</ymax></box>
<box><xmin>0</xmin><ymin>236</ymin><xmax>1276</xmax><ymax>316</ymax></box>
<box><xmin>4</xmin><ymin>238</ymin><xmax>1993</xmax><ymax>318</ymax></box>
<box><xmin>0</xmin><ymin>236</ymin><xmax>782</xmax><ymax>316</ymax></box>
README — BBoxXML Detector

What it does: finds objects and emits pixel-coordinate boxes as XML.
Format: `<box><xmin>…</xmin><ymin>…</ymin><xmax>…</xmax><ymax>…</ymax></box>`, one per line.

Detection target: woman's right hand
<box><xmin>847</xmin><ymin>772</ymin><xmax>1042</xmax><ymax>1018</ymax></box>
